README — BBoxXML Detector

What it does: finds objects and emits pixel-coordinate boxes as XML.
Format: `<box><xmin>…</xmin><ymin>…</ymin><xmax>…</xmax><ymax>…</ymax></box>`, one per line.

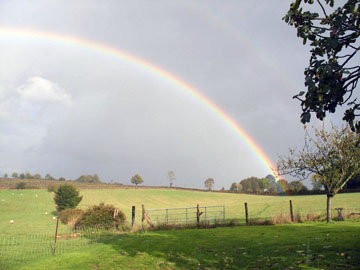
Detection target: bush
<box><xmin>75</xmin><ymin>203</ymin><xmax>126</xmax><ymax>230</ymax></box>
<box><xmin>16</xmin><ymin>182</ymin><xmax>26</xmax><ymax>189</ymax></box>
<box><xmin>54</xmin><ymin>184</ymin><xmax>82</xmax><ymax>211</ymax></box>
<box><xmin>47</xmin><ymin>183</ymin><xmax>58</xmax><ymax>192</ymax></box>
<box><xmin>59</xmin><ymin>209</ymin><xmax>84</xmax><ymax>226</ymax></box>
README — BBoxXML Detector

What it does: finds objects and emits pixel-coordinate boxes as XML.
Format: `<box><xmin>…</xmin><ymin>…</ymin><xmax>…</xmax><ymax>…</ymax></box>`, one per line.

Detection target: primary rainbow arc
<box><xmin>0</xmin><ymin>27</ymin><xmax>279</xmax><ymax>180</ymax></box>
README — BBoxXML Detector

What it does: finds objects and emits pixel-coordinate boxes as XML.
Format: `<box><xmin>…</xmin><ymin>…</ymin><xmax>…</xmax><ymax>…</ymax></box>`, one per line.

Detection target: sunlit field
<box><xmin>1</xmin><ymin>188</ymin><xmax>359</xmax><ymax>236</ymax></box>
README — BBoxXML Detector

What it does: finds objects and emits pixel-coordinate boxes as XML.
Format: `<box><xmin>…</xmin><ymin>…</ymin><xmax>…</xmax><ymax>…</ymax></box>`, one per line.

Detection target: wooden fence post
<box><xmin>245</xmin><ymin>202</ymin><xmax>249</xmax><ymax>225</ymax></box>
<box><xmin>53</xmin><ymin>216</ymin><xmax>59</xmax><ymax>255</ymax></box>
<box><xmin>132</xmin><ymin>206</ymin><xmax>135</xmax><ymax>228</ymax></box>
<box><xmin>142</xmin><ymin>204</ymin><xmax>145</xmax><ymax>230</ymax></box>
<box><xmin>289</xmin><ymin>200</ymin><xmax>294</xmax><ymax>222</ymax></box>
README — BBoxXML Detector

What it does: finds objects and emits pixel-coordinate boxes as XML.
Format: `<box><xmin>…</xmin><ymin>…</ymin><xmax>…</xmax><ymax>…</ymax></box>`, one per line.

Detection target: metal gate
<box><xmin>146</xmin><ymin>205</ymin><xmax>225</xmax><ymax>225</ymax></box>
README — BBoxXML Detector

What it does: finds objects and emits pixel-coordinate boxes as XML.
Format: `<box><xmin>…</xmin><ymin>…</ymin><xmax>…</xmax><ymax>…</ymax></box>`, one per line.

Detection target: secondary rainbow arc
<box><xmin>0</xmin><ymin>27</ymin><xmax>279</xmax><ymax>180</ymax></box>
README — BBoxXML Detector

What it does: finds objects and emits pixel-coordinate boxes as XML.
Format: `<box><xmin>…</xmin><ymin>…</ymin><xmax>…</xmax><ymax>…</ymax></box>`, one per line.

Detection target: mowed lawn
<box><xmin>1</xmin><ymin>188</ymin><xmax>360</xmax><ymax>236</ymax></box>
<box><xmin>14</xmin><ymin>222</ymin><xmax>360</xmax><ymax>270</ymax></box>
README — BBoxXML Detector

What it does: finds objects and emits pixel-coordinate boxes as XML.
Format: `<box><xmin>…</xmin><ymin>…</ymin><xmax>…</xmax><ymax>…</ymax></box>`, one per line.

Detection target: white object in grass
<box><xmin>53</xmin><ymin>217</ymin><xmax>56</xmax><ymax>220</ymax></box>
<box><xmin>45</xmin><ymin>212</ymin><xmax>48</xmax><ymax>215</ymax></box>
<box><xmin>10</xmin><ymin>220</ymin><xmax>14</xmax><ymax>224</ymax></box>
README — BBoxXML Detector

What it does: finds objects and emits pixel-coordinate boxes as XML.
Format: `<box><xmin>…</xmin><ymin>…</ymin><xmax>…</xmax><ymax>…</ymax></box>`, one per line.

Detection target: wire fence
<box><xmin>1</xmin><ymin>203</ymin><xmax>359</xmax><ymax>269</ymax></box>
<box><xmin>0</xmin><ymin>225</ymin><xmax>117</xmax><ymax>269</ymax></box>
<box><xmin>146</xmin><ymin>205</ymin><xmax>225</xmax><ymax>225</ymax></box>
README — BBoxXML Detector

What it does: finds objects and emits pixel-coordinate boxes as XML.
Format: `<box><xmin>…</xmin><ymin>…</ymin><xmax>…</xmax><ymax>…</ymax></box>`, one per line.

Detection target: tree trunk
<box><xmin>326</xmin><ymin>194</ymin><xmax>332</xmax><ymax>223</ymax></box>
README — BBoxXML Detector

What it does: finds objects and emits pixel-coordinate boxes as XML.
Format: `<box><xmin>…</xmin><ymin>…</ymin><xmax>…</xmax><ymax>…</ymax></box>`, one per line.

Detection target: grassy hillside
<box><xmin>1</xmin><ymin>189</ymin><xmax>360</xmax><ymax>236</ymax></box>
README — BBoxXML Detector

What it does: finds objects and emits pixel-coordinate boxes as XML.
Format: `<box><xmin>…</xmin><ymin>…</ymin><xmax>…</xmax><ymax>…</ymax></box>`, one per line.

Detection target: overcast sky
<box><xmin>0</xmin><ymin>1</ymin><xmax>344</xmax><ymax>189</ymax></box>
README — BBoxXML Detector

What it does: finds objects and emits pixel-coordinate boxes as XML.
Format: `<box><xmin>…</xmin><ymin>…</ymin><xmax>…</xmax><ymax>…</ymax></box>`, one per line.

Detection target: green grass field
<box><xmin>1</xmin><ymin>189</ymin><xmax>360</xmax><ymax>236</ymax></box>
<box><xmin>1</xmin><ymin>189</ymin><xmax>360</xmax><ymax>269</ymax></box>
<box><xmin>8</xmin><ymin>222</ymin><xmax>360</xmax><ymax>270</ymax></box>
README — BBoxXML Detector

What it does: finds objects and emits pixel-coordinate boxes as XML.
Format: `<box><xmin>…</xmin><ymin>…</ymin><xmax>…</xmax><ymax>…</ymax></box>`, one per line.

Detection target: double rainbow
<box><xmin>0</xmin><ymin>27</ymin><xmax>279</xmax><ymax>180</ymax></box>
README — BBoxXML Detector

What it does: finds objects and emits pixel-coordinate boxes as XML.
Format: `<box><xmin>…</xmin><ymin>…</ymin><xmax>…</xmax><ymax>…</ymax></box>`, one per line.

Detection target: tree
<box><xmin>12</xmin><ymin>172</ymin><xmax>18</xmax><ymax>178</ymax></box>
<box><xmin>167</xmin><ymin>171</ymin><xmax>176</xmax><ymax>187</ymax></box>
<box><xmin>289</xmin><ymin>180</ymin><xmax>308</xmax><ymax>194</ymax></box>
<box><xmin>45</xmin><ymin>173</ymin><xmax>55</xmax><ymax>180</ymax></box>
<box><xmin>239</xmin><ymin>177</ymin><xmax>262</xmax><ymax>193</ymax></box>
<box><xmin>229</xmin><ymin>182</ymin><xmax>238</xmax><ymax>192</ymax></box>
<box><xmin>16</xmin><ymin>182</ymin><xmax>26</xmax><ymax>189</ymax></box>
<box><xmin>75</xmin><ymin>174</ymin><xmax>102</xmax><ymax>183</ymax></box>
<box><xmin>204</xmin><ymin>178</ymin><xmax>215</xmax><ymax>190</ymax></box>
<box><xmin>33</xmin><ymin>174</ymin><xmax>41</xmax><ymax>179</ymax></box>
<box><xmin>25</xmin><ymin>171</ymin><xmax>32</xmax><ymax>179</ymax></box>
<box><xmin>312</xmin><ymin>174</ymin><xmax>324</xmax><ymax>191</ymax></box>
<box><xmin>59</xmin><ymin>177</ymin><xmax>66</xmax><ymax>182</ymax></box>
<box><xmin>284</xmin><ymin>1</ymin><xmax>360</xmax><ymax>132</ymax></box>
<box><xmin>277</xmin><ymin>179</ymin><xmax>291</xmax><ymax>193</ymax></box>
<box><xmin>3</xmin><ymin>173</ymin><xmax>8</xmax><ymax>178</ymax></box>
<box><xmin>258</xmin><ymin>178</ymin><xmax>271</xmax><ymax>191</ymax></box>
<box><xmin>131</xmin><ymin>174</ymin><xmax>144</xmax><ymax>186</ymax></box>
<box><xmin>19</xmin><ymin>173</ymin><xmax>25</xmax><ymax>179</ymax></box>
<box><xmin>54</xmin><ymin>183</ymin><xmax>82</xmax><ymax>211</ymax></box>
<box><xmin>277</xmin><ymin>125</ymin><xmax>360</xmax><ymax>222</ymax></box>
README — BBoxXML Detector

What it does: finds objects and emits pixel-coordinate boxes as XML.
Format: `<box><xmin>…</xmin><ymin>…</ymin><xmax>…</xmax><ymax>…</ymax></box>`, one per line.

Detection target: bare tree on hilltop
<box><xmin>167</xmin><ymin>171</ymin><xmax>176</xmax><ymax>187</ymax></box>
<box><xmin>204</xmin><ymin>178</ymin><xmax>215</xmax><ymax>191</ymax></box>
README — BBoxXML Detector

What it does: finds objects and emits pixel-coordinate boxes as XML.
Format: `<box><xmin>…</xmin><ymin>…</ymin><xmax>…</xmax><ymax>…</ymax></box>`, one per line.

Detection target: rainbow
<box><xmin>0</xmin><ymin>27</ymin><xmax>279</xmax><ymax>180</ymax></box>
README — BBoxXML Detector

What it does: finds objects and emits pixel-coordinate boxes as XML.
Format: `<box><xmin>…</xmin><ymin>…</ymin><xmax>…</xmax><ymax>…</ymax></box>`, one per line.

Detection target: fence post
<box><xmin>142</xmin><ymin>204</ymin><xmax>145</xmax><ymax>230</ymax></box>
<box><xmin>223</xmin><ymin>205</ymin><xmax>225</xmax><ymax>223</ymax></box>
<box><xmin>289</xmin><ymin>200</ymin><xmax>294</xmax><ymax>222</ymax></box>
<box><xmin>186</xmin><ymin>207</ymin><xmax>188</xmax><ymax>225</ymax></box>
<box><xmin>53</xmin><ymin>216</ymin><xmax>59</xmax><ymax>255</ymax></box>
<box><xmin>197</xmin><ymin>204</ymin><xmax>200</xmax><ymax>226</ymax></box>
<box><xmin>205</xmin><ymin>206</ymin><xmax>207</xmax><ymax>225</ymax></box>
<box><xmin>132</xmin><ymin>206</ymin><xmax>135</xmax><ymax>228</ymax></box>
<box><xmin>245</xmin><ymin>202</ymin><xmax>249</xmax><ymax>225</ymax></box>
<box><xmin>166</xmin><ymin>209</ymin><xmax>168</xmax><ymax>225</ymax></box>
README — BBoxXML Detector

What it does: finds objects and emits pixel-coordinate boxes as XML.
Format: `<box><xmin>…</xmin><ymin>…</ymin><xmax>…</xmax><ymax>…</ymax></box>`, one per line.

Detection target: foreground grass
<box><xmin>1</xmin><ymin>189</ymin><xmax>360</xmax><ymax>236</ymax></box>
<box><xmin>15</xmin><ymin>222</ymin><xmax>360</xmax><ymax>270</ymax></box>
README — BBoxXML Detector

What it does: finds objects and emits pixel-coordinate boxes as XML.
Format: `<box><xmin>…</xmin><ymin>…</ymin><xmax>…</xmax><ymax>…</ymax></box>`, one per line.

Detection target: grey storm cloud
<box><xmin>0</xmin><ymin>0</ymin><xmax>333</xmax><ymax>188</ymax></box>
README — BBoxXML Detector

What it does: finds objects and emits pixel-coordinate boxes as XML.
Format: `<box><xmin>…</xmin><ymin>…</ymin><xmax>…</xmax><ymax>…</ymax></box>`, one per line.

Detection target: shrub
<box><xmin>16</xmin><ymin>182</ymin><xmax>26</xmax><ymax>189</ymax></box>
<box><xmin>59</xmin><ymin>209</ymin><xmax>84</xmax><ymax>226</ymax></box>
<box><xmin>54</xmin><ymin>184</ymin><xmax>82</xmax><ymax>211</ymax></box>
<box><xmin>47</xmin><ymin>183</ymin><xmax>58</xmax><ymax>192</ymax></box>
<box><xmin>248</xmin><ymin>218</ymin><xmax>274</xmax><ymax>226</ymax></box>
<box><xmin>271</xmin><ymin>213</ymin><xmax>291</xmax><ymax>224</ymax></box>
<box><xmin>74</xmin><ymin>203</ymin><xmax>126</xmax><ymax>230</ymax></box>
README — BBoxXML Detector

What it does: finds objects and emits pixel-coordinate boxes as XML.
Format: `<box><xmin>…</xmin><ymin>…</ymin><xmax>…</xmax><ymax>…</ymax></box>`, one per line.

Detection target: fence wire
<box><xmin>0</xmin><ymin>225</ymin><xmax>117</xmax><ymax>269</ymax></box>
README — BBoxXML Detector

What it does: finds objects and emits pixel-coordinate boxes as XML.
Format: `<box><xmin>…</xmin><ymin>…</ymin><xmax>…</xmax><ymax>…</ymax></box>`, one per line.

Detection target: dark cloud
<box><xmin>0</xmin><ymin>1</ymin><xmax>323</xmax><ymax>188</ymax></box>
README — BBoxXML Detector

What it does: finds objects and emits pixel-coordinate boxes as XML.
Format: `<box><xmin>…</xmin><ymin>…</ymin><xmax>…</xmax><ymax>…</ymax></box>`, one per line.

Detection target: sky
<box><xmin>0</xmin><ymin>0</ymin><xmax>343</xmax><ymax>189</ymax></box>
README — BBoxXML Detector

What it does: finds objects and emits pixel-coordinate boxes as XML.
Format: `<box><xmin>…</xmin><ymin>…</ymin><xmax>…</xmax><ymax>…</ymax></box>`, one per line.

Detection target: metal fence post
<box><xmin>223</xmin><ymin>205</ymin><xmax>225</xmax><ymax>222</ymax></box>
<box><xmin>166</xmin><ymin>209</ymin><xmax>168</xmax><ymax>225</ymax></box>
<box><xmin>205</xmin><ymin>206</ymin><xmax>207</xmax><ymax>224</ymax></box>
<box><xmin>142</xmin><ymin>204</ymin><xmax>145</xmax><ymax>230</ymax></box>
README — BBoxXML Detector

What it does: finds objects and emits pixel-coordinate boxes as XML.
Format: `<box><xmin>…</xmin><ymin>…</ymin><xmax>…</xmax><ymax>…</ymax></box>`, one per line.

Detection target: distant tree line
<box><xmin>4</xmin><ymin>171</ymin><xmax>103</xmax><ymax>184</ymax></box>
<box><xmin>229</xmin><ymin>174</ymin><xmax>360</xmax><ymax>195</ymax></box>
